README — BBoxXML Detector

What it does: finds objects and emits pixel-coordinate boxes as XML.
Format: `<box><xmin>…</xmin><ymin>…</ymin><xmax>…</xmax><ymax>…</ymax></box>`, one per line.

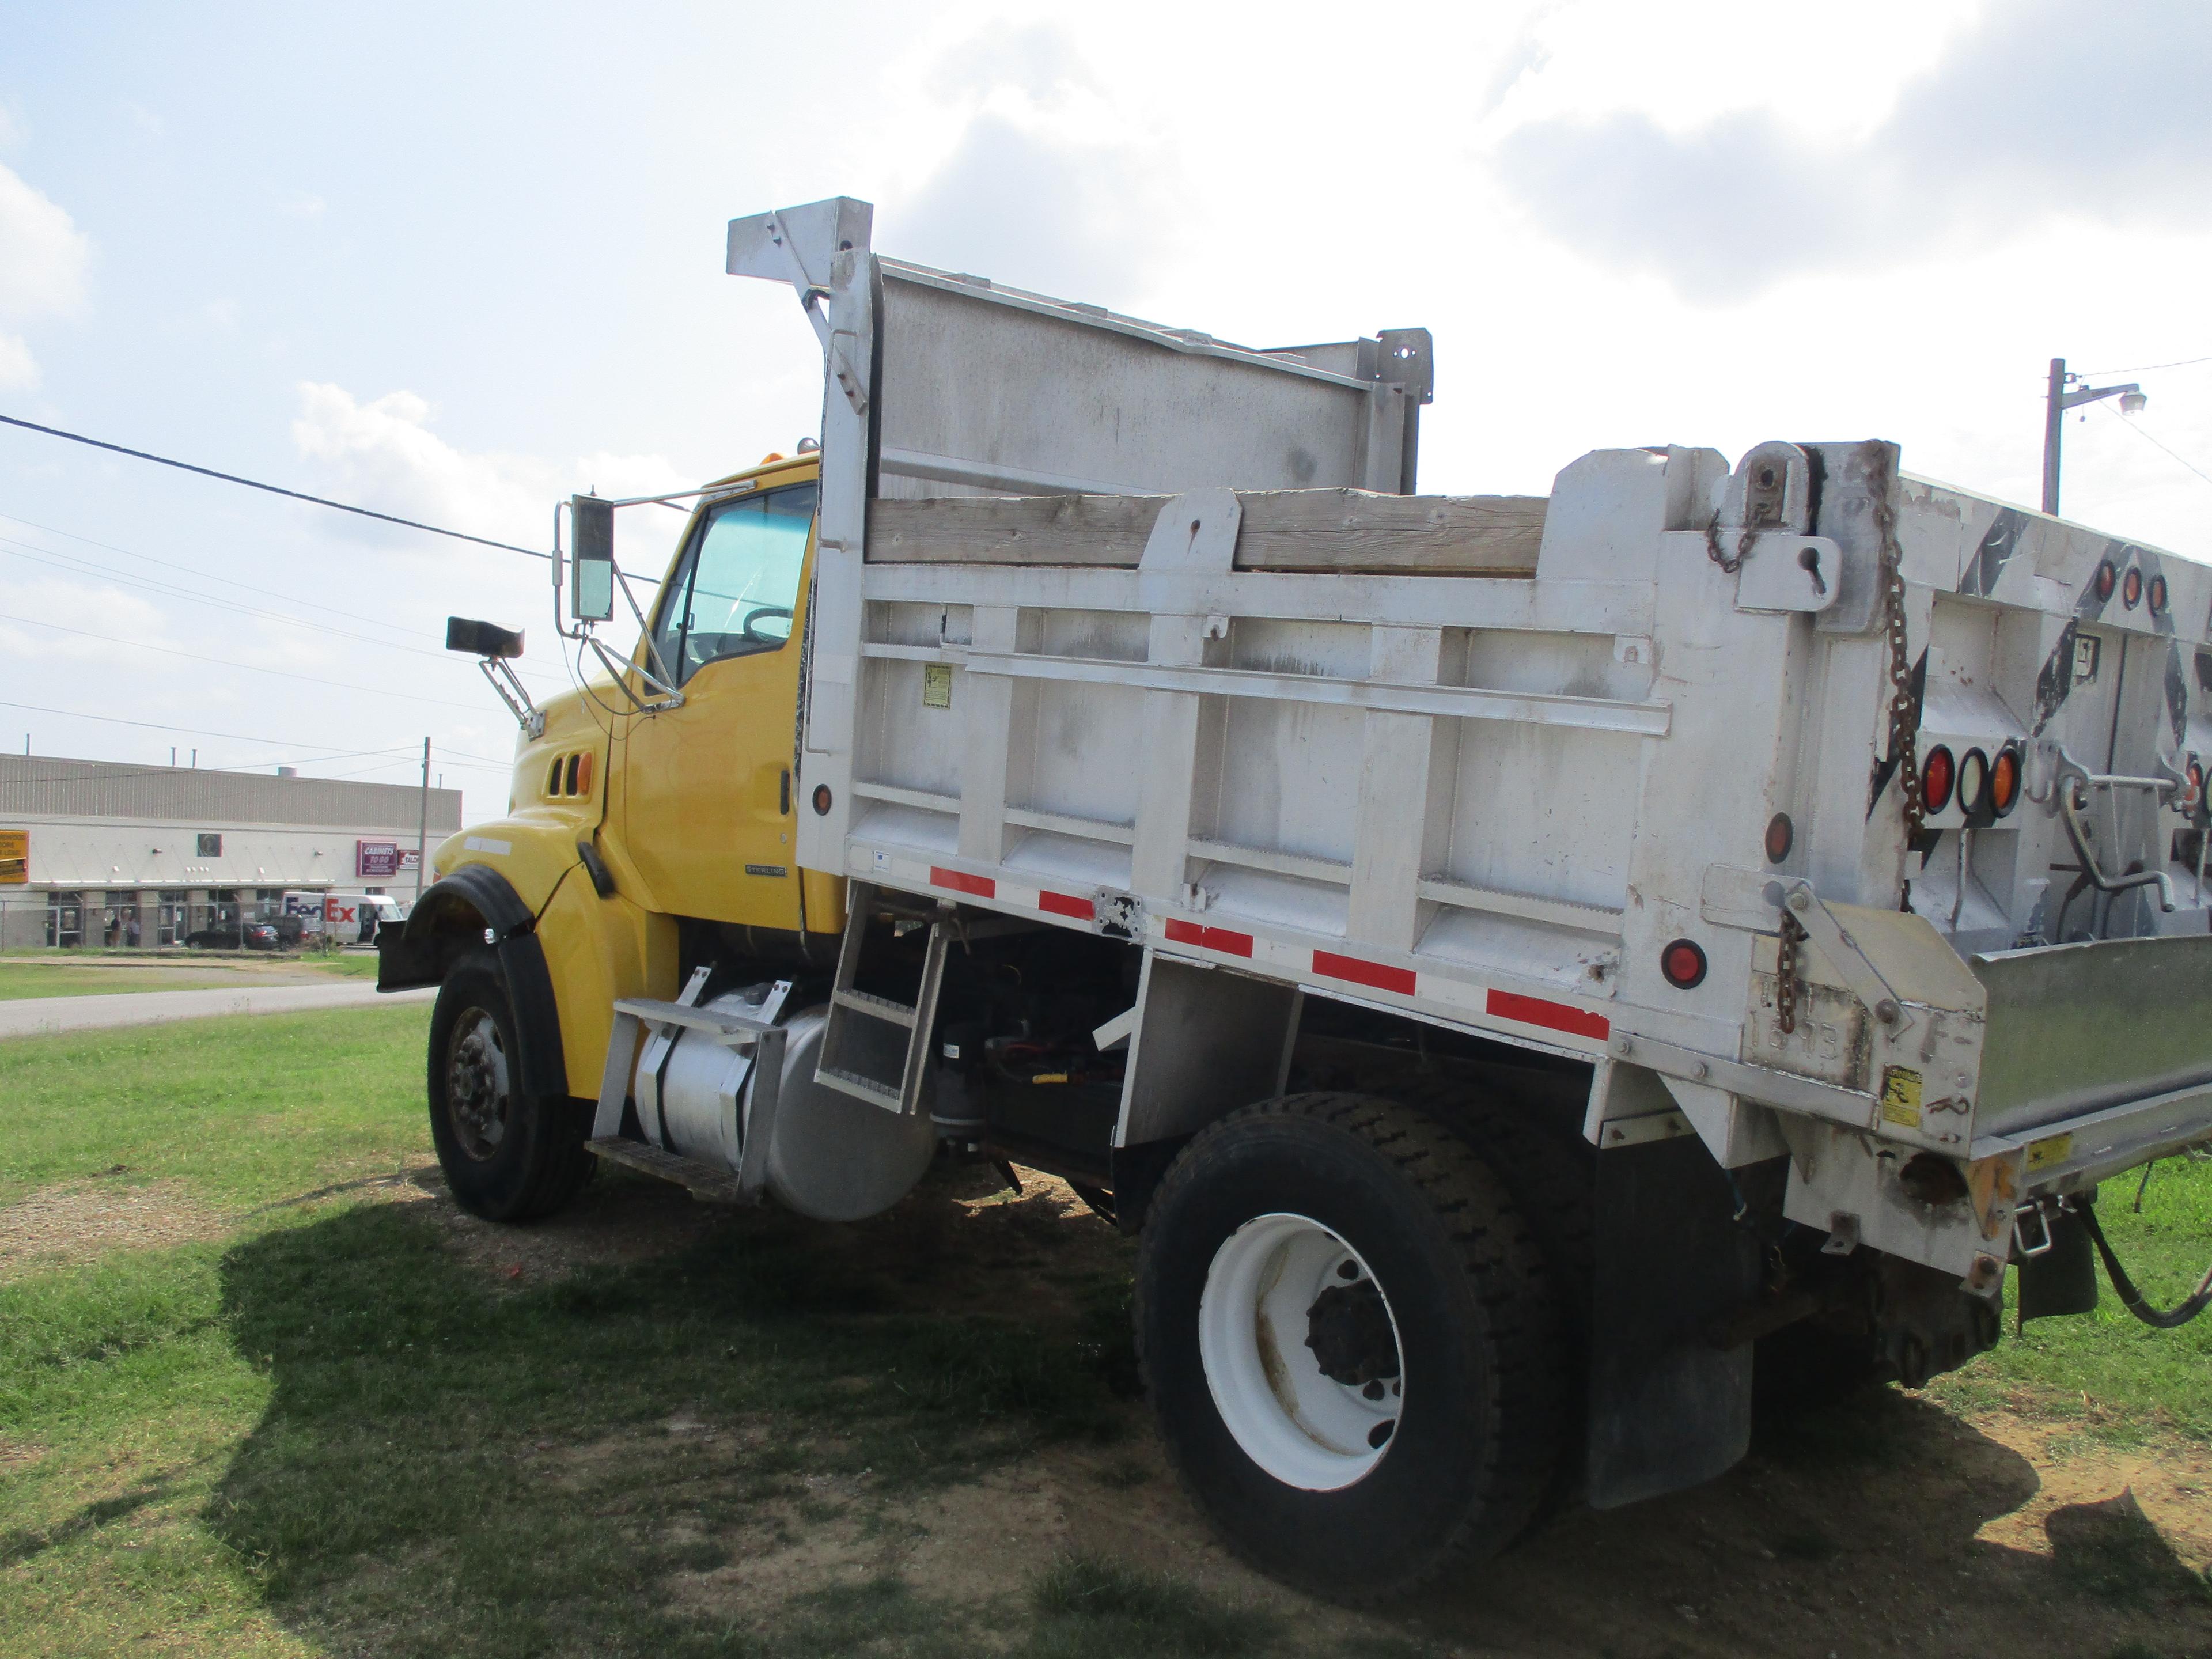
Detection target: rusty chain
<box><xmin>1703</xmin><ymin>512</ymin><xmax>1753</xmax><ymax>574</ymax></box>
<box><xmin>1868</xmin><ymin>441</ymin><xmax>1926</xmax><ymax>846</ymax></box>
<box><xmin>1775</xmin><ymin>912</ymin><xmax>1806</xmax><ymax>1036</ymax></box>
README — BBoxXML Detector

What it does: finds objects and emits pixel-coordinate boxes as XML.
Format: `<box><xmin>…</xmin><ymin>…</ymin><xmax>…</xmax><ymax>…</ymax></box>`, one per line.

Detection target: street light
<box><xmin>2043</xmin><ymin>357</ymin><xmax>2146</xmax><ymax>516</ymax></box>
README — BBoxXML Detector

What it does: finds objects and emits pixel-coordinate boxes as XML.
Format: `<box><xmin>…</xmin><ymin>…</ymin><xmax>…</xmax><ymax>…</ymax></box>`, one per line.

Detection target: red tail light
<box><xmin>2095</xmin><ymin>561</ymin><xmax>2118</xmax><ymax>602</ymax></box>
<box><xmin>1660</xmin><ymin>938</ymin><xmax>1708</xmax><ymax>990</ymax></box>
<box><xmin>1922</xmin><ymin>745</ymin><xmax>1957</xmax><ymax>814</ymax></box>
<box><xmin>2123</xmin><ymin>567</ymin><xmax>2144</xmax><ymax>609</ymax></box>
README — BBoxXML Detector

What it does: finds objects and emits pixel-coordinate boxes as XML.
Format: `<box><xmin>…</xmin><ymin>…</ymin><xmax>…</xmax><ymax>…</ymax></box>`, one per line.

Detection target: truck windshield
<box><xmin>650</xmin><ymin>482</ymin><xmax>817</xmax><ymax>684</ymax></box>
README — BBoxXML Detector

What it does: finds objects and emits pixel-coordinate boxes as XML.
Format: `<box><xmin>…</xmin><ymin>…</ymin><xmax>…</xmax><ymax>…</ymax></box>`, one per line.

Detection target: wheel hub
<box><xmin>1304</xmin><ymin>1271</ymin><xmax>1400</xmax><ymax>1387</ymax></box>
<box><xmin>445</xmin><ymin>1010</ymin><xmax>510</xmax><ymax>1161</ymax></box>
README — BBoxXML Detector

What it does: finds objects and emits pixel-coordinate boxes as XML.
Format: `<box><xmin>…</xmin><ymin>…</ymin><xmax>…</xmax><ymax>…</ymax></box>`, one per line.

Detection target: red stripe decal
<box><xmin>1164</xmin><ymin>918</ymin><xmax>1254</xmax><ymax>957</ymax></box>
<box><xmin>1486</xmin><ymin>988</ymin><xmax>1609</xmax><ymax>1041</ymax></box>
<box><xmin>1039</xmin><ymin>890</ymin><xmax>1095</xmax><ymax>921</ymax></box>
<box><xmin>930</xmin><ymin>866</ymin><xmax>995</xmax><ymax>899</ymax></box>
<box><xmin>1312</xmin><ymin>950</ymin><xmax>1419</xmax><ymax>997</ymax></box>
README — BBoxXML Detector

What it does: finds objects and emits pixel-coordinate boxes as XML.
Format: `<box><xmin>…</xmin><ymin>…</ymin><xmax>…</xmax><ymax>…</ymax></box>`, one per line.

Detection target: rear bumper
<box><xmin>1973</xmin><ymin>1074</ymin><xmax>2212</xmax><ymax>1195</ymax></box>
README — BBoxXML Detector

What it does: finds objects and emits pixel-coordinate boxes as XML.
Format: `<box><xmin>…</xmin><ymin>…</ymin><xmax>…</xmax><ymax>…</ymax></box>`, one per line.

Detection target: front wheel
<box><xmin>427</xmin><ymin>952</ymin><xmax>590</xmax><ymax>1222</ymax></box>
<box><xmin>1136</xmin><ymin>1094</ymin><xmax>1565</xmax><ymax>1601</ymax></box>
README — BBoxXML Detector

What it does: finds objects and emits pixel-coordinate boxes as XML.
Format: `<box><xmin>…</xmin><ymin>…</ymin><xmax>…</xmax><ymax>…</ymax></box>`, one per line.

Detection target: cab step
<box><xmin>586</xmin><ymin>1137</ymin><xmax>748</xmax><ymax>1203</ymax></box>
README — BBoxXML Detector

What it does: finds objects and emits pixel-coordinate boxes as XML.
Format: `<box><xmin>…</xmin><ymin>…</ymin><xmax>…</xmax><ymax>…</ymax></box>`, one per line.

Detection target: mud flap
<box><xmin>2017</xmin><ymin>1200</ymin><xmax>2100</xmax><ymax>1324</ymax></box>
<box><xmin>1586</xmin><ymin>1134</ymin><xmax>1762</xmax><ymax>1509</ymax></box>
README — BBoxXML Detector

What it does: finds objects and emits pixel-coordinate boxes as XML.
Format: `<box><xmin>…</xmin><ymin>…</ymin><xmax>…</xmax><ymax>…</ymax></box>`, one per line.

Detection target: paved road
<box><xmin>0</xmin><ymin>980</ymin><xmax>435</xmax><ymax>1040</ymax></box>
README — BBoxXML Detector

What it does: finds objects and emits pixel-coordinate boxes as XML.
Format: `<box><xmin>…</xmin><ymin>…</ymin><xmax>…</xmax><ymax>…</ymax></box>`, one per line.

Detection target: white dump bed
<box><xmin>731</xmin><ymin>197</ymin><xmax>2212</xmax><ymax>1277</ymax></box>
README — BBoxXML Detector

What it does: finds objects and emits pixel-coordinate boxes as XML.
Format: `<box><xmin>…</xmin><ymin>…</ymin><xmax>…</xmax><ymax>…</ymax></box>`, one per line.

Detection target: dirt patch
<box><xmin>0</xmin><ymin>1177</ymin><xmax>226</xmax><ymax>1281</ymax></box>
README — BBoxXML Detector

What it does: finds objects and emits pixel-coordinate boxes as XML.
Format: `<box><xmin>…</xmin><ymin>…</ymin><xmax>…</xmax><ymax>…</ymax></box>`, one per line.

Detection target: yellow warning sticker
<box><xmin>1879</xmin><ymin>1066</ymin><xmax>1923</xmax><ymax>1128</ymax></box>
<box><xmin>2025</xmin><ymin>1132</ymin><xmax>2074</xmax><ymax>1173</ymax></box>
<box><xmin>922</xmin><ymin>662</ymin><xmax>953</xmax><ymax>709</ymax></box>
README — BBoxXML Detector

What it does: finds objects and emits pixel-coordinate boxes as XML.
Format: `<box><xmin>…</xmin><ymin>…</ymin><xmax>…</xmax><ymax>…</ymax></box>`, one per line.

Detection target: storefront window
<box><xmin>157</xmin><ymin>891</ymin><xmax>188</xmax><ymax>947</ymax></box>
<box><xmin>46</xmin><ymin>891</ymin><xmax>84</xmax><ymax>949</ymax></box>
<box><xmin>102</xmin><ymin>889</ymin><xmax>142</xmax><ymax>948</ymax></box>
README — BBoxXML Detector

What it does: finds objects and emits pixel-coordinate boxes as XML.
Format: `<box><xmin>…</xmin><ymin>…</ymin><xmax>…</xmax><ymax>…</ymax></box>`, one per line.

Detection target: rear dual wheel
<box><xmin>1137</xmin><ymin>1094</ymin><xmax>1566</xmax><ymax>1601</ymax></box>
<box><xmin>427</xmin><ymin>952</ymin><xmax>591</xmax><ymax>1222</ymax></box>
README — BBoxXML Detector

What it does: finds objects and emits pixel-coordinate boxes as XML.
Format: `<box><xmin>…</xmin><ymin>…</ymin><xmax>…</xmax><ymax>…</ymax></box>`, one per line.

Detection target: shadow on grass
<box><xmin>1</xmin><ymin>1476</ymin><xmax>185</xmax><ymax>1569</ymax></box>
<box><xmin>2047</xmin><ymin>1490</ymin><xmax>2212</xmax><ymax>1611</ymax></box>
<box><xmin>207</xmin><ymin>1194</ymin><xmax>1137</xmax><ymax>1657</ymax></box>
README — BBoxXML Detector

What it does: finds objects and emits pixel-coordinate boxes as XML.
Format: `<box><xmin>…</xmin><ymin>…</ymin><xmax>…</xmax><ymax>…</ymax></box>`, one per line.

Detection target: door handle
<box><xmin>779</xmin><ymin>768</ymin><xmax>791</xmax><ymax>815</ymax></box>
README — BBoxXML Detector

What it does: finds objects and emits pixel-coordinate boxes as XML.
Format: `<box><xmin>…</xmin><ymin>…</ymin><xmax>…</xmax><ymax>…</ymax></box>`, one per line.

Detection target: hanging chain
<box><xmin>1868</xmin><ymin>442</ymin><xmax>1925</xmax><ymax>846</ymax></box>
<box><xmin>1775</xmin><ymin>912</ymin><xmax>1806</xmax><ymax>1035</ymax></box>
<box><xmin>1704</xmin><ymin>512</ymin><xmax>1753</xmax><ymax>574</ymax></box>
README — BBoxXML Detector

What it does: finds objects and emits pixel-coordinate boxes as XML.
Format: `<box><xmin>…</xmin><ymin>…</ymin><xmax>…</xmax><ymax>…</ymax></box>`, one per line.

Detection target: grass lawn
<box><xmin>0</xmin><ymin>966</ymin><xmax>247</xmax><ymax>1001</ymax></box>
<box><xmin>1</xmin><ymin>1006</ymin><xmax>2206</xmax><ymax>1656</ymax></box>
<box><xmin>0</xmin><ymin>1008</ymin><xmax>1164</xmax><ymax>1658</ymax></box>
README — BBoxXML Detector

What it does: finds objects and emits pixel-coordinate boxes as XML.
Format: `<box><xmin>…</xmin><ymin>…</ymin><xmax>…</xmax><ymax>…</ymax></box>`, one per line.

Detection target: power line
<box><xmin>2093</xmin><ymin>401</ymin><xmax>2212</xmax><ymax>493</ymax></box>
<box><xmin>0</xmin><ymin>611</ymin><xmax>493</xmax><ymax>711</ymax></box>
<box><xmin>2076</xmin><ymin>353</ymin><xmax>2212</xmax><ymax>377</ymax></box>
<box><xmin>0</xmin><ymin>507</ymin><xmax>432</xmax><ymax>643</ymax></box>
<box><xmin>0</xmin><ymin>696</ymin><xmax>508</xmax><ymax>765</ymax></box>
<box><xmin>0</xmin><ymin>744</ymin><xmax>427</xmax><ymax>788</ymax></box>
<box><xmin>0</xmin><ymin>537</ymin><xmax>563</xmax><ymax>685</ymax></box>
<box><xmin>0</xmin><ymin>412</ymin><xmax>551</xmax><ymax>560</ymax></box>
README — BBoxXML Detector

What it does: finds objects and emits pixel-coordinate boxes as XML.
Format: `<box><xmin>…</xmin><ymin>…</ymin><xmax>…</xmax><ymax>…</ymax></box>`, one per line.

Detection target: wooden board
<box><xmin>864</xmin><ymin>488</ymin><xmax>1547</xmax><ymax>576</ymax></box>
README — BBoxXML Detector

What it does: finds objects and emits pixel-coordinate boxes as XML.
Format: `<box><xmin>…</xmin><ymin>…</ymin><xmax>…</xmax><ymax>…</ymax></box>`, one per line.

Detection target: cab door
<box><xmin>619</xmin><ymin>478</ymin><xmax>816</xmax><ymax>929</ymax></box>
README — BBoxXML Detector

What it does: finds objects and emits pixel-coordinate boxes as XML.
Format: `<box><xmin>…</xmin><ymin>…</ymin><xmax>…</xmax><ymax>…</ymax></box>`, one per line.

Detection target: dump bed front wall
<box><xmin>876</xmin><ymin>271</ymin><xmax>1408</xmax><ymax>498</ymax></box>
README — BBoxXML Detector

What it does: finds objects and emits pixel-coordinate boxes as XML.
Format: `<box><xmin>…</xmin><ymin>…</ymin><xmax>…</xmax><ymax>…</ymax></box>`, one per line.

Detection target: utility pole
<box><xmin>415</xmin><ymin>737</ymin><xmax>431</xmax><ymax>904</ymax></box>
<box><xmin>2043</xmin><ymin>357</ymin><xmax>2147</xmax><ymax>517</ymax></box>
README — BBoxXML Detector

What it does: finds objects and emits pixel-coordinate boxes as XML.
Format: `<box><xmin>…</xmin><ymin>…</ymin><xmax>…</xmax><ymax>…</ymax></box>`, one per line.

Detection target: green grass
<box><xmin>0</xmin><ymin>1006</ymin><xmax>1154</xmax><ymax>1657</ymax></box>
<box><xmin>1925</xmin><ymin>1153</ymin><xmax>2212</xmax><ymax>1441</ymax></box>
<box><xmin>0</xmin><ymin>965</ymin><xmax>245</xmax><ymax>999</ymax></box>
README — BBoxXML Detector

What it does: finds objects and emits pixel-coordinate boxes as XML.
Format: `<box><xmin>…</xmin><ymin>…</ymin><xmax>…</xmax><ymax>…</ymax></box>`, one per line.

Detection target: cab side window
<box><xmin>649</xmin><ymin>483</ymin><xmax>816</xmax><ymax>685</ymax></box>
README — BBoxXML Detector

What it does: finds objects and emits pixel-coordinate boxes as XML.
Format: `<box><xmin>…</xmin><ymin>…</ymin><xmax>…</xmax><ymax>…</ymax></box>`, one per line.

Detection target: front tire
<box><xmin>1136</xmin><ymin>1094</ymin><xmax>1565</xmax><ymax>1601</ymax></box>
<box><xmin>427</xmin><ymin>952</ymin><xmax>590</xmax><ymax>1222</ymax></box>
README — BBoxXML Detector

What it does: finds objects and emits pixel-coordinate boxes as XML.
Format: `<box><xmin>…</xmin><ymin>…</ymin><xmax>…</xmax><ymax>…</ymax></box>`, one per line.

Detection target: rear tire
<box><xmin>1135</xmin><ymin>1094</ymin><xmax>1565</xmax><ymax>1601</ymax></box>
<box><xmin>427</xmin><ymin>952</ymin><xmax>590</xmax><ymax>1222</ymax></box>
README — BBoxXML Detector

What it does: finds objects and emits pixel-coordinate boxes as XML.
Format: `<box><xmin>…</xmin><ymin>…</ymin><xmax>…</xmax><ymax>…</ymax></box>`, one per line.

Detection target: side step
<box><xmin>586</xmin><ymin>1137</ymin><xmax>747</xmax><ymax>1203</ymax></box>
<box><xmin>815</xmin><ymin>884</ymin><xmax>949</xmax><ymax>1115</ymax></box>
<box><xmin>588</xmin><ymin>994</ymin><xmax>790</xmax><ymax>1203</ymax></box>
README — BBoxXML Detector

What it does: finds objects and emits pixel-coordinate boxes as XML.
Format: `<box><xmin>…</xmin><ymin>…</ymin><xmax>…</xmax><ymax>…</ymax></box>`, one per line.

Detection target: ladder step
<box><xmin>832</xmin><ymin>988</ymin><xmax>918</xmax><ymax>1027</ymax></box>
<box><xmin>587</xmin><ymin>1137</ymin><xmax>749</xmax><ymax>1202</ymax></box>
<box><xmin>815</xmin><ymin>1067</ymin><xmax>904</xmax><ymax>1112</ymax></box>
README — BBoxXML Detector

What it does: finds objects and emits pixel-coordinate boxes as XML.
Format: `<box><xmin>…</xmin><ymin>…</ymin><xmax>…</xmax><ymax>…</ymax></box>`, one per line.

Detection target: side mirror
<box><xmin>570</xmin><ymin>494</ymin><xmax>616</xmax><ymax>622</ymax></box>
<box><xmin>445</xmin><ymin>616</ymin><xmax>525</xmax><ymax>658</ymax></box>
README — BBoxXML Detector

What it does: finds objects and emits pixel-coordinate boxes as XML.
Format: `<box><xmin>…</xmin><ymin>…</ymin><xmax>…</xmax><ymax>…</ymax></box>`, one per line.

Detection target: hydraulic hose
<box><xmin>2075</xmin><ymin>1200</ymin><xmax>2212</xmax><ymax>1330</ymax></box>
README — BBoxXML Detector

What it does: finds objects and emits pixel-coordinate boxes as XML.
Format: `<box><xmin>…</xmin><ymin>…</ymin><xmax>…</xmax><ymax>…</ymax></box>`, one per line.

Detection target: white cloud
<box><xmin>278</xmin><ymin>190</ymin><xmax>326</xmax><ymax>220</ymax></box>
<box><xmin>0</xmin><ymin>332</ymin><xmax>37</xmax><ymax>392</ymax></box>
<box><xmin>0</xmin><ymin>164</ymin><xmax>90</xmax><ymax>320</ymax></box>
<box><xmin>289</xmin><ymin>382</ymin><xmax>692</xmax><ymax>573</ymax></box>
<box><xmin>1487</xmin><ymin>0</ymin><xmax>2212</xmax><ymax>300</ymax></box>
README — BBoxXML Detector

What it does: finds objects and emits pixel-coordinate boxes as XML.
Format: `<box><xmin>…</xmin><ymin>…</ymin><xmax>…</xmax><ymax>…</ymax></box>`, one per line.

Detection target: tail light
<box><xmin>1990</xmin><ymin>745</ymin><xmax>2022</xmax><ymax>817</ymax></box>
<box><xmin>1922</xmin><ymin>745</ymin><xmax>1957</xmax><ymax>814</ymax></box>
<box><xmin>1956</xmin><ymin>748</ymin><xmax>1991</xmax><ymax>818</ymax></box>
<box><xmin>2186</xmin><ymin>760</ymin><xmax>2206</xmax><ymax>817</ymax></box>
<box><xmin>1660</xmin><ymin>938</ymin><xmax>1708</xmax><ymax>990</ymax></box>
<box><xmin>2095</xmin><ymin>561</ymin><xmax>2118</xmax><ymax>602</ymax></box>
<box><xmin>2150</xmin><ymin>574</ymin><xmax>2170</xmax><ymax>614</ymax></box>
<box><xmin>1764</xmin><ymin>812</ymin><xmax>1794</xmax><ymax>863</ymax></box>
<box><xmin>2123</xmin><ymin>567</ymin><xmax>2144</xmax><ymax>610</ymax></box>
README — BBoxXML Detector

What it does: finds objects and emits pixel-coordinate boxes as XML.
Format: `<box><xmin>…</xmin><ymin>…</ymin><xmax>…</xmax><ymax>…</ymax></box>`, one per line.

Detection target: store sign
<box><xmin>0</xmin><ymin>829</ymin><xmax>26</xmax><ymax>885</ymax></box>
<box><xmin>356</xmin><ymin>840</ymin><xmax>402</xmax><ymax>878</ymax></box>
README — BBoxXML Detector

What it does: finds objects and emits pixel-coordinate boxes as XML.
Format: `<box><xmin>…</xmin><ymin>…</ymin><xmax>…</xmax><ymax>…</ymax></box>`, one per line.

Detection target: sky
<box><xmin>3</xmin><ymin>0</ymin><xmax>2210</xmax><ymax>819</ymax></box>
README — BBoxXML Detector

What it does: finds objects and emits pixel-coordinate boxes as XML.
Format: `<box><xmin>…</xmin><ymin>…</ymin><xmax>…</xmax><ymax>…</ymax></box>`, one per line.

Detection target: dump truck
<box><xmin>383</xmin><ymin>196</ymin><xmax>2212</xmax><ymax>1599</ymax></box>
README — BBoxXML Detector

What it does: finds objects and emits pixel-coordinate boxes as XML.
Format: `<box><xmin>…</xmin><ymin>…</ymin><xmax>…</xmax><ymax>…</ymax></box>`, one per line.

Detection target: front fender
<box><xmin>379</xmin><ymin>863</ymin><xmax>569</xmax><ymax>1100</ymax></box>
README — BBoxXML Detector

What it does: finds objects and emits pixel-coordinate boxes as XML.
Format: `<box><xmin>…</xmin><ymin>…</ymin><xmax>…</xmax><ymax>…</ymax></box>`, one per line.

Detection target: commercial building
<box><xmin>0</xmin><ymin>753</ymin><xmax>464</xmax><ymax>948</ymax></box>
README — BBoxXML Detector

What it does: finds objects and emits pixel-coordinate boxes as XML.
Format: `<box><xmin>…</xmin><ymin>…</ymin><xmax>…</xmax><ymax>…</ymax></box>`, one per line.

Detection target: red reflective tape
<box><xmin>1486</xmin><ymin>988</ymin><xmax>1609</xmax><ymax>1041</ymax></box>
<box><xmin>1312</xmin><ymin>949</ymin><xmax>1418</xmax><ymax>997</ymax></box>
<box><xmin>930</xmin><ymin>866</ymin><xmax>995</xmax><ymax>899</ymax></box>
<box><xmin>1039</xmin><ymin>890</ymin><xmax>1095</xmax><ymax>920</ymax></box>
<box><xmin>1164</xmin><ymin>918</ymin><xmax>1253</xmax><ymax>957</ymax></box>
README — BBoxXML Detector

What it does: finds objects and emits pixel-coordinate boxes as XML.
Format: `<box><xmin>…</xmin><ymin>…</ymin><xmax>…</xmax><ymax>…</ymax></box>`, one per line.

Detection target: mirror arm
<box><xmin>478</xmin><ymin>656</ymin><xmax>547</xmax><ymax>738</ymax></box>
<box><xmin>584</xmin><ymin>634</ymin><xmax>684</xmax><ymax>713</ymax></box>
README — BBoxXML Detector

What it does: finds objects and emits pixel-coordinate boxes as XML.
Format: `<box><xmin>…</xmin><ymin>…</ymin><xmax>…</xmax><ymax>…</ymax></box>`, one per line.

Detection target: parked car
<box><xmin>184</xmin><ymin>922</ymin><xmax>281</xmax><ymax>950</ymax></box>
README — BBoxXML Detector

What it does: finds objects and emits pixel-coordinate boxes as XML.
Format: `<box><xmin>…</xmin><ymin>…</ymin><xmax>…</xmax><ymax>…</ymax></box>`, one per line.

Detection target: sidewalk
<box><xmin>0</xmin><ymin>981</ymin><xmax>435</xmax><ymax>1040</ymax></box>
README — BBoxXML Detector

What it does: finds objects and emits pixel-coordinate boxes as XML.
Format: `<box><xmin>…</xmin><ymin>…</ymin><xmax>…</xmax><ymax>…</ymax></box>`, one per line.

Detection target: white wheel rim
<box><xmin>1198</xmin><ymin>1211</ymin><xmax>1404</xmax><ymax>1491</ymax></box>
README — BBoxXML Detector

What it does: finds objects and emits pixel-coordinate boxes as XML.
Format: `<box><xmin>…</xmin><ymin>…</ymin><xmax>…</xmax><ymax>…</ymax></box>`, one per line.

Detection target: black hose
<box><xmin>2075</xmin><ymin>1199</ymin><xmax>2212</xmax><ymax>1330</ymax></box>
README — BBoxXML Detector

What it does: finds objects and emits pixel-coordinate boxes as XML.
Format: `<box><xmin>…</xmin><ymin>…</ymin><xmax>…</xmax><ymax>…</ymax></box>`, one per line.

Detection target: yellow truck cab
<box><xmin>381</xmin><ymin>452</ymin><xmax>845</xmax><ymax>1219</ymax></box>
